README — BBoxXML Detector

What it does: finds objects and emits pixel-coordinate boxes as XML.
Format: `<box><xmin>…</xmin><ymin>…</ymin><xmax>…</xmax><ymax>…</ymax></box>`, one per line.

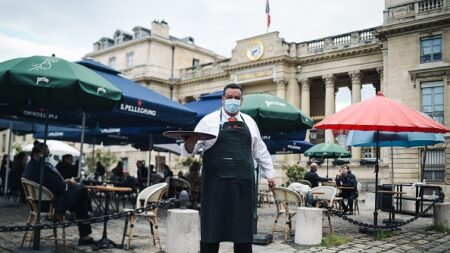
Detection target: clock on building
<box><xmin>246</xmin><ymin>41</ymin><xmax>264</xmax><ymax>61</ymax></box>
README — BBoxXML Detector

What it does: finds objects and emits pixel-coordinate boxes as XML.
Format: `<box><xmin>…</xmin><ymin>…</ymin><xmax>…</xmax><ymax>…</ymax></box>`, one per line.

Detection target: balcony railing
<box><xmin>418</xmin><ymin>0</ymin><xmax>443</xmax><ymax>13</ymax></box>
<box><xmin>303</xmin><ymin>27</ymin><xmax>378</xmax><ymax>54</ymax></box>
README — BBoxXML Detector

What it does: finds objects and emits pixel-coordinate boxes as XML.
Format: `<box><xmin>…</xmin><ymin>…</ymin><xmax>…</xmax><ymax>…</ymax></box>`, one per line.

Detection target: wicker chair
<box><xmin>272</xmin><ymin>187</ymin><xmax>302</xmax><ymax>240</ymax></box>
<box><xmin>21</xmin><ymin>178</ymin><xmax>66</xmax><ymax>249</ymax></box>
<box><xmin>122</xmin><ymin>182</ymin><xmax>168</xmax><ymax>250</ymax></box>
<box><xmin>298</xmin><ymin>180</ymin><xmax>312</xmax><ymax>187</ymax></box>
<box><xmin>310</xmin><ymin>186</ymin><xmax>337</xmax><ymax>233</ymax></box>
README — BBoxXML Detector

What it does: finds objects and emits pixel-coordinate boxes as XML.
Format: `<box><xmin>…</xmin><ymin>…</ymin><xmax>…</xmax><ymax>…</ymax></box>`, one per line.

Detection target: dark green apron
<box><xmin>201</xmin><ymin>111</ymin><xmax>254</xmax><ymax>243</ymax></box>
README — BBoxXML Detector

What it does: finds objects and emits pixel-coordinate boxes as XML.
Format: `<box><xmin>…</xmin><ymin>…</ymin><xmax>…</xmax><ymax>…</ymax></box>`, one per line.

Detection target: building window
<box><xmin>421</xmin><ymin>81</ymin><xmax>444</xmax><ymax>124</ymax></box>
<box><xmin>126</xmin><ymin>52</ymin><xmax>134</xmax><ymax>68</ymax></box>
<box><xmin>421</xmin><ymin>36</ymin><xmax>442</xmax><ymax>63</ymax></box>
<box><xmin>421</xmin><ymin>149</ymin><xmax>445</xmax><ymax>182</ymax></box>
<box><xmin>192</xmin><ymin>58</ymin><xmax>200</xmax><ymax>67</ymax></box>
<box><xmin>108</xmin><ymin>57</ymin><xmax>116</xmax><ymax>69</ymax></box>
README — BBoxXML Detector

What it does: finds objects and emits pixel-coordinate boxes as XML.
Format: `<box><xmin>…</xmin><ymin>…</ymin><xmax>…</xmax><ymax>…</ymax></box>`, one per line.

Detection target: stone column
<box><xmin>300</xmin><ymin>79</ymin><xmax>310</xmax><ymax>163</ymax></box>
<box><xmin>324</xmin><ymin>75</ymin><xmax>335</xmax><ymax>143</ymax></box>
<box><xmin>349</xmin><ymin>71</ymin><xmax>362</xmax><ymax>162</ymax></box>
<box><xmin>286</xmin><ymin>78</ymin><xmax>300</xmax><ymax>109</ymax></box>
<box><xmin>300</xmin><ymin>79</ymin><xmax>310</xmax><ymax>117</ymax></box>
<box><xmin>275</xmin><ymin>78</ymin><xmax>287</xmax><ymax>99</ymax></box>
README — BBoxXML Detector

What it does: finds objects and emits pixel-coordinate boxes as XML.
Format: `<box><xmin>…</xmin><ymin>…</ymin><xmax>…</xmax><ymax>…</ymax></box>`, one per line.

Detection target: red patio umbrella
<box><xmin>315</xmin><ymin>92</ymin><xmax>449</xmax><ymax>229</ymax></box>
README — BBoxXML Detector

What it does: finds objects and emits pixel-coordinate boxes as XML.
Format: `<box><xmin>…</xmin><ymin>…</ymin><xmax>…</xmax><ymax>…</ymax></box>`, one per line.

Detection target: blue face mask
<box><xmin>224</xmin><ymin>99</ymin><xmax>241</xmax><ymax>114</ymax></box>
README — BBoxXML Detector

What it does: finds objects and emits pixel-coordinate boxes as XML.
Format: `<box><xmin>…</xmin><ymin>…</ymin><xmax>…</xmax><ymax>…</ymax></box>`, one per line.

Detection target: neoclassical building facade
<box><xmin>83</xmin><ymin>0</ymin><xmax>450</xmax><ymax>188</ymax></box>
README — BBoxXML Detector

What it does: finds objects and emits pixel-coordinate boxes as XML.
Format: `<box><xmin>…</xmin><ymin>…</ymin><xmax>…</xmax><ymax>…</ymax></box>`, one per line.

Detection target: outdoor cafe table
<box><xmin>336</xmin><ymin>186</ymin><xmax>354</xmax><ymax>190</ymax></box>
<box><xmin>85</xmin><ymin>185</ymin><xmax>132</xmax><ymax>249</ymax></box>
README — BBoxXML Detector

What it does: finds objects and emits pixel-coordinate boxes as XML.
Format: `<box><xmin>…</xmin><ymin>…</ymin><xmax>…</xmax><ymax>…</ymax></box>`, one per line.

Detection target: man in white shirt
<box><xmin>184</xmin><ymin>83</ymin><xmax>275</xmax><ymax>253</ymax></box>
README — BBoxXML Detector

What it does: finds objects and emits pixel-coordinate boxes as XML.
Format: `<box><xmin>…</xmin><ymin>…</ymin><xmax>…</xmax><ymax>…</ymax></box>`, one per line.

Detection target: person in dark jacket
<box><xmin>22</xmin><ymin>140</ymin><xmax>95</xmax><ymax>245</ymax></box>
<box><xmin>304</xmin><ymin>162</ymin><xmax>331</xmax><ymax>188</ymax></box>
<box><xmin>94</xmin><ymin>161</ymin><xmax>106</xmax><ymax>178</ymax></box>
<box><xmin>1</xmin><ymin>154</ymin><xmax>11</xmax><ymax>194</ymax></box>
<box><xmin>111</xmin><ymin>161</ymin><xmax>124</xmax><ymax>179</ymax></box>
<box><xmin>55</xmin><ymin>154</ymin><xmax>78</xmax><ymax>179</ymax></box>
<box><xmin>10</xmin><ymin>152</ymin><xmax>28</xmax><ymax>201</ymax></box>
<box><xmin>336</xmin><ymin>164</ymin><xmax>358</xmax><ymax>214</ymax></box>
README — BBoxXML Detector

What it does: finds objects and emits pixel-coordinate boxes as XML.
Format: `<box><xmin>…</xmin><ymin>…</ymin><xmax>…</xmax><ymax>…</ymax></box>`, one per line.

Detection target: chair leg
<box><xmin>21</xmin><ymin>214</ymin><xmax>33</xmax><ymax>247</ymax></box>
<box><xmin>354</xmin><ymin>199</ymin><xmax>360</xmax><ymax>214</ymax></box>
<box><xmin>60</xmin><ymin>216</ymin><xmax>66</xmax><ymax>250</ymax></box>
<box><xmin>272</xmin><ymin>213</ymin><xmax>281</xmax><ymax>236</ymax></box>
<box><xmin>53</xmin><ymin>218</ymin><xmax>58</xmax><ymax>246</ymax></box>
<box><xmin>127</xmin><ymin>215</ymin><xmax>137</xmax><ymax>250</ymax></box>
<box><xmin>149</xmin><ymin>219</ymin><xmax>156</xmax><ymax>246</ymax></box>
<box><xmin>327</xmin><ymin>211</ymin><xmax>333</xmax><ymax>234</ymax></box>
<box><xmin>150</xmin><ymin>217</ymin><xmax>162</xmax><ymax>250</ymax></box>
<box><xmin>121</xmin><ymin>216</ymin><xmax>129</xmax><ymax>248</ymax></box>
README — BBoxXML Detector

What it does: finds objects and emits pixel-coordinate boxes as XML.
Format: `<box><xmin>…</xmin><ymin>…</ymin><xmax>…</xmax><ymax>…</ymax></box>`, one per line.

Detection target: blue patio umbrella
<box><xmin>185</xmin><ymin>90</ymin><xmax>222</xmax><ymax>122</ymax></box>
<box><xmin>264</xmin><ymin>140</ymin><xmax>313</xmax><ymax>154</ymax></box>
<box><xmin>346</xmin><ymin>130</ymin><xmax>445</xmax><ymax>223</ymax></box>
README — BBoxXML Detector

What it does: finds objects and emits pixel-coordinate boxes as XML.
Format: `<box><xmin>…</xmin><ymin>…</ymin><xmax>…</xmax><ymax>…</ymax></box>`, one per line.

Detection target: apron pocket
<box><xmin>215</xmin><ymin>159</ymin><xmax>253</xmax><ymax>179</ymax></box>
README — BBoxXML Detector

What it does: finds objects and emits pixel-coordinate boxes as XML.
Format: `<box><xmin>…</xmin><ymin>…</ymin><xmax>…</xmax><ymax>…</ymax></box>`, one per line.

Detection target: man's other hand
<box><xmin>268</xmin><ymin>178</ymin><xmax>276</xmax><ymax>190</ymax></box>
<box><xmin>184</xmin><ymin>136</ymin><xmax>201</xmax><ymax>153</ymax></box>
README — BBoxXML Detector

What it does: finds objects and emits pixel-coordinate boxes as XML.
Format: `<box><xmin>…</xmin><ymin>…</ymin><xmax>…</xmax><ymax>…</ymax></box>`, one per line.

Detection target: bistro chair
<box><xmin>258</xmin><ymin>179</ymin><xmax>273</xmax><ymax>207</ymax></box>
<box><xmin>20</xmin><ymin>178</ymin><xmax>66</xmax><ymax>249</ymax></box>
<box><xmin>322</xmin><ymin>181</ymin><xmax>343</xmax><ymax>210</ymax></box>
<box><xmin>310</xmin><ymin>186</ymin><xmax>337</xmax><ymax>233</ymax></box>
<box><xmin>271</xmin><ymin>186</ymin><xmax>302</xmax><ymax>240</ymax></box>
<box><xmin>121</xmin><ymin>182</ymin><xmax>167</xmax><ymax>250</ymax></box>
<box><xmin>170</xmin><ymin>177</ymin><xmax>191</xmax><ymax>198</ymax></box>
<box><xmin>298</xmin><ymin>180</ymin><xmax>312</xmax><ymax>187</ymax></box>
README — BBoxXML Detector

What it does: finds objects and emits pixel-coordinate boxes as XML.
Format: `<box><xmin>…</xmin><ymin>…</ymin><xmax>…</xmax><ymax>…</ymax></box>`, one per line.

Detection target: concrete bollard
<box><xmin>295</xmin><ymin>207</ymin><xmax>323</xmax><ymax>245</ymax></box>
<box><xmin>166</xmin><ymin>209</ymin><xmax>200</xmax><ymax>253</ymax></box>
<box><xmin>434</xmin><ymin>202</ymin><xmax>450</xmax><ymax>228</ymax></box>
<box><xmin>364</xmin><ymin>192</ymin><xmax>375</xmax><ymax>210</ymax></box>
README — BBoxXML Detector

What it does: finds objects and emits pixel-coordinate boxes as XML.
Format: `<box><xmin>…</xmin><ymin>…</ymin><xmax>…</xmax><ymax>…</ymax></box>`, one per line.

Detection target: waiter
<box><xmin>184</xmin><ymin>83</ymin><xmax>275</xmax><ymax>253</ymax></box>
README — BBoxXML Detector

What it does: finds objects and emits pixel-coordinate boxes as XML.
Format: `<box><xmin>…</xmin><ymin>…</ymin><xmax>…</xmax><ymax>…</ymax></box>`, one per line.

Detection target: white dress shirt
<box><xmin>182</xmin><ymin>108</ymin><xmax>275</xmax><ymax>179</ymax></box>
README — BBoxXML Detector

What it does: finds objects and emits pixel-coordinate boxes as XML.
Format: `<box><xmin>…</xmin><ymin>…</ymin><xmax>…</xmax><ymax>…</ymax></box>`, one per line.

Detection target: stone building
<box><xmin>1</xmin><ymin>0</ymin><xmax>449</xmax><ymax>192</ymax></box>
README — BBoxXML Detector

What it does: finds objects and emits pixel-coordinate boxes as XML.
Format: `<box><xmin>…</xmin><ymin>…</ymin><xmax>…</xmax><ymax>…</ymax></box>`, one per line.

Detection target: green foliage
<box><xmin>176</xmin><ymin>156</ymin><xmax>201</xmax><ymax>168</ymax></box>
<box><xmin>373</xmin><ymin>230</ymin><xmax>393</xmax><ymax>241</ymax></box>
<box><xmin>284</xmin><ymin>164</ymin><xmax>306</xmax><ymax>186</ymax></box>
<box><xmin>321</xmin><ymin>234</ymin><xmax>351</xmax><ymax>247</ymax></box>
<box><xmin>12</xmin><ymin>143</ymin><xmax>22</xmax><ymax>154</ymax></box>
<box><xmin>426</xmin><ymin>223</ymin><xmax>450</xmax><ymax>234</ymax></box>
<box><xmin>85</xmin><ymin>149</ymin><xmax>118</xmax><ymax>173</ymax></box>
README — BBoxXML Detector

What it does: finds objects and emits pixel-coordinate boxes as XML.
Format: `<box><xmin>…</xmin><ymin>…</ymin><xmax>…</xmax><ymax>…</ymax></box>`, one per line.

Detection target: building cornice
<box><xmin>179</xmin><ymin>73</ymin><xmax>229</xmax><ymax>85</ymax></box>
<box><xmin>377</xmin><ymin>14</ymin><xmax>450</xmax><ymax>40</ymax></box>
<box><xmin>298</xmin><ymin>43</ymin><xmax>382</xmax><ymax>65</ymax></box>
<box><xmin>224</xmin><ymin>56</ymin><xmax>297</xmax><ymax>72</ymax></box>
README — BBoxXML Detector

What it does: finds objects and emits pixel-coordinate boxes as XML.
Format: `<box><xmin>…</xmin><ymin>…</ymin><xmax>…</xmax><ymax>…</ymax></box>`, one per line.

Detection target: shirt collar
<box><xmin>221</xmin><ymin>108</ymin><xmax>240</xmax><ymax>121</ymax></box>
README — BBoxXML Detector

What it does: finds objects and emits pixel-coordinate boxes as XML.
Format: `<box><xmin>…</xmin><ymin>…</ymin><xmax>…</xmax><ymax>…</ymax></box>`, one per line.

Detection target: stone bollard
<box><xmin>434</xmin><ymin>202</ymin><xmax>450</xmax><ymax>228</ymax></box>
<box><xmin>295</xmin><ymin>207</ymin><xmax>323</xmax><ymax>245</ymax></box>
<box><xmin>364</xmin><ymin>192</ymin><xmax>375</xmax><ymax>210</ymax></box>
<box><xmin>166</xmin><ymin>209</ymin><xmax>200</xmax><ymax>253</ymax></box>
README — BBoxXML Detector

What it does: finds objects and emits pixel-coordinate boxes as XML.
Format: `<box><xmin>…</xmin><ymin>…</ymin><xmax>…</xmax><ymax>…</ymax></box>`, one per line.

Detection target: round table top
<box><xmin>85</xmin><ymin>185</ymin><xmax>132</xmax><ymax>192</ymax></box>
<box><xmin>163</xmin><ymin>131</ymin><xmax>216</xmax><ymax>141</ymax></box>
<box><xmin>337</xmin><ymin>186</ymin><xmax>354</xmax><ymax>190</ymax></box>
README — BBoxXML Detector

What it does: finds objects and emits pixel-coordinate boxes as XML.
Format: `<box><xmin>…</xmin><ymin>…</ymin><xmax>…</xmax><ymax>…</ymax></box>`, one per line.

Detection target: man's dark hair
<box><xmin>223</xmin><ymin>83</ymin><xmax>242</xmax><ymax>94</ymax></box>
<box><xmin>62</xmin><ymin>154</ymin><xmax>73</xmax><ymax>160</ymax></box>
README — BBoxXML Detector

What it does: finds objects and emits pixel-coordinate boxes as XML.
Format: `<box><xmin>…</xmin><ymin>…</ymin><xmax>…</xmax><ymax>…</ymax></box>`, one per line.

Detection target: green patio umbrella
<box><xmin>304</xmin><ymin>142</ymin><xmax>351</xmax><ymax>178</ymax></box>
<box><xmin>0</xmin><ymin>55</ymin><xmax>122</xmax><ymax>250</ymax></box>
<box><xmin>0</xmin><ymin>55</ymin><xmax>121</xmax><ymax>110</ymax></box>
<box><xmin>240</xmin><ymin>93</ymin><xmax>313</xmax><ymax>133</ymax></box>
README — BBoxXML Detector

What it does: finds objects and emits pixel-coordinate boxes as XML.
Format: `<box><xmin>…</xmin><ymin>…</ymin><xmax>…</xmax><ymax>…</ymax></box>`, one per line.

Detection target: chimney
<box><xmin>151</xmin><ymin>20</ymin><xmax>170</xmax><ymax>39</ymax></box>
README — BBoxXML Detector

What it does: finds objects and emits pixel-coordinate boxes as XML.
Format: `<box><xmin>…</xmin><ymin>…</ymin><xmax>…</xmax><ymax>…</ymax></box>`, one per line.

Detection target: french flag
<box><xmin>266</xmin><ymin>0</ymin><xmax>271</xmax><ymax>31</ymax></box>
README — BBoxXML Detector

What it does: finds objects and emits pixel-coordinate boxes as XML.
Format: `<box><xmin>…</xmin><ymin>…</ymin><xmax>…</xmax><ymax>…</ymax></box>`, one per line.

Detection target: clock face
<box><xmin>247</xmin><ymin>41</ymin><xmax>264</xmax><ymax>61</ymax></box>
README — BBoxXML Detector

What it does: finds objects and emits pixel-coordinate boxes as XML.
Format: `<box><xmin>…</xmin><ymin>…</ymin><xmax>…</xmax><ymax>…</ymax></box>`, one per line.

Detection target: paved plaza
<box><xmin>0</xmin><ymin>198</ymin><xmax>448</xmax><ymax>253</ymax></box>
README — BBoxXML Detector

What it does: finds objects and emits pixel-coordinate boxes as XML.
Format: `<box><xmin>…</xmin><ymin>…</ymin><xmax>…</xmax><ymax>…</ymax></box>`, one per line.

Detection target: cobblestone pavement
<box><xmin>0</xmin><ymin>199</ymin><xmax>448</xmax><ymax>253</ymax></box>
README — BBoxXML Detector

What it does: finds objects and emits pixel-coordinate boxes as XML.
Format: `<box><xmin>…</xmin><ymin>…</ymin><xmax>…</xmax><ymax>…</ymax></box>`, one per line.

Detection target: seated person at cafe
<box><xmin>336</xmin><ymin>164</ymin><xmax>358</xmax><ymax>215</ymax></box>
<box><xmin>94</xmin><ymin>161</ymin><xmax>106</xmax><ymax>178</ymax></box>
<box><xmin>56</xmin><ymin>154</ymin><xmax>78</xmax><ymax>179</ymax></box>
<box><xmin>111</xmin><ymin>161</ymin><xmax>124</xmax><ymax>180</ymax></box>
<box><xmin>304</xmin><ymin>162</ymin><xmax>331</xmax><ymax>188</ymax></box>
<box><xmin>136</xmin><ymin>160</ymin><xmax>148</xmax><ymax>186</ymax></box>
<box><xmin>22</xmin><ymin>141</ymin><xmax>95</xmax><ymax>245</ymax></box>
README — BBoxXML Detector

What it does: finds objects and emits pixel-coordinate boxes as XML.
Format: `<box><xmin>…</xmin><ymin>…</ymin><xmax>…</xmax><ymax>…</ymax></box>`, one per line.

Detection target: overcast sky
<box><xmin>0</xmin><ymin>0</ymin><xmax>383</xmax><ymax>109</ymax></box>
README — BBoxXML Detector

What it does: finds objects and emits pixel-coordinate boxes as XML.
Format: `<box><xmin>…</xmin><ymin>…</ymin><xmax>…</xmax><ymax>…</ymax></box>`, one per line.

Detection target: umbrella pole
<box><xmin>34</xmin><ymin>103</ymin><xmax>50</xmax><ymax>250</ymax></box>
<box><xmin>3</xmin><ymin>121</ymin><xmax>12</xmax><ymax>197</ymax></box>
<box><xmin>147</xmin><ymin>134</ymin><xmax>153</xmax><ymax>187</ymax></box>
<box><xmin>421</xmin><ymin>146</ymin><xmax>427</xmax><ymax>182</ymax></box>
<box><xmin>373</xmin><ymin>130</ymin><xmax>380</xmax><ymax>228</ymax></box>
<box><xmin>326</xmin><ymin>158</ymin><xmax>329</xmax><ymax>178</ymax></box>
<box><xmin>78</xmin><ymin>112</ymin><xmax>86</xmax><ymax>178</ymax></box>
